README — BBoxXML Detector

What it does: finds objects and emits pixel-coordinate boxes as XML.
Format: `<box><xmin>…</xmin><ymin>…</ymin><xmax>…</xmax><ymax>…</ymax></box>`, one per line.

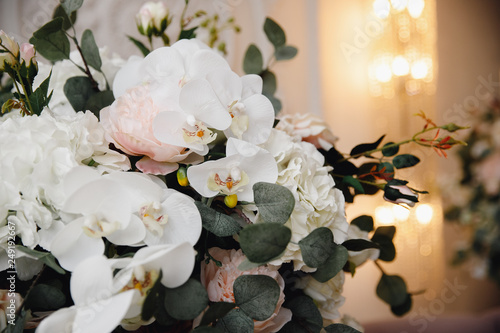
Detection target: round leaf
<box><xmin>312</xmin><ymin>245</ymin><xmax>349</xmax><ymax>283</ymax></box>
<box><xmin>216</xmin><ymin>309</ymin><xmax>254</xmax><ymax>333</ymax></box>
<box><xmin>24</xmin><ymin>284</ymin><xmax>66</xmax><ymax>311</ymax></box>
<box><xmin>195</xmin><ymin>202</ymin><xmax>241</xmax><ymax>237</ymax></box>
<box><xmin>350</xmin><ymin>215</ymin><xmax>374</xmax><ymax>232</ymax></box>
<box><xmin>283</xmin><ymin>295</ymin><xmax>323</xmax><ymax>333</ymax></box>
<box><xmin>324</xmin><ymin>323</ymin><xmax>362</xmax><ymax>333</ymax></box>
<box><xmin>264</xmin><ymin>17</ymin><xmax>286</xmax><ymax>48</ymax></box>
<box><xmin>239</xmin><ymin>223</ymin><xmax>291</xmax><ymax>263</ymax></box>
<box><xmin>376</xmin><ymin>274</ymin><xmax>408</xmax><ymax>307</ymax></box>
<box><xmin>253</xmin><ymin>182</ymin><xmax>295</xmax><ymax>224</ymax></box>
<box><xmin>299</xmin><ymin>227</ymin><xmax>335</xmax><ymax>268</ymax></box>
<box><xmin>391</xmin><ymin>293</ymin><xmax>413</xmax><ymax>316</ymax></box>
<box><xmin>393</xmin><ymin>154</ymin><xmax>420</xmax><ymax>169</ymax></box>
<box><xmin>234</xmin><ymin>275</ymin><xmax>280</xmax><ymax>321</ymax></box>
<box><xmin>382</xmin><ymin>142</ymin><xmax>400</xmax><ymax>156</ymax></box>
<box><xmin>81</xmin><ymin>29</ymin><xmax>102</xmax><ymax>71</ymax></box>
<box><xmin>200</xmin><ymin>302</ymin><xmax>236</xmax><ymax>326</ymax></box>
<box><xmin>164</xmin><ymin>279</ymin><xmax>209</xmax><ymax>320</ymax></box>
<box><xmin>243</xmin><ymin>44</ymin><xmax>263</xmax><ymax>75</ymax></box>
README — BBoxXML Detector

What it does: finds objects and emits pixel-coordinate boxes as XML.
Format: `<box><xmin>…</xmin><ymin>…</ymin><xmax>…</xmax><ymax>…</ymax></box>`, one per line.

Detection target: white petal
<box><xmin>141</xmin><ymin>47</ymin><xmax>185</xmax><ymax>84</ymax></box>
<box><xmin>106</xmin><ymin>215</ymin><xmax>146</xmax><ymax>246</ymax></box>
<box><xmin>113</xmin><ymin>56</ymin><xmax>143</xmax><ymax>98</ymax></box>
<box><xmin>188</xmin><ymin>49</ymin><xmax>231</xmax><ymax>79</ymax></box>
<box><xmin>36</xmin><ymin>306</ymin><xmax>78</xmax><ymax>333</ymax></box>
<box><xmin>70</xmin><ymin>255</ymin><xmax>113</xmax><ymax>306</ymax></box>
<box><xmin>63</xmin><ymin>166</ymin><xmax>101</xmax><ymax>199</ymax></box>
<box><xmin>50</xmin><ymin>220</ymin><xmax>105</xmax><ymax>272</ymax></box>
<box><xmin>241</xmin><ymin>74</ymin><xmax>263</xmax><ymax>99</ymax></box>
<box><xmin>72</xmin><ymin>290</ymin><xmax>136</xmax><ymax>333</ymax></box>
<box><xmin>179</xmin><ymin>79</ymin><xmax>231</xmax><ymax>130</ymax></box>
<box><xmin>238</xmin><ymin>94</ymin><xmax>274</xmax><ymax>144</ymax></box>
<box><xmin>186</xmin><ymin>159</ymin><xmax>228</xmax><ymax>198</ymax></box>
<box><xmin>206</xmin><ymin>69</ymin><xmax>242</xmax><ymax>106</ymax></box>
<box><xmin>153</xmin><ymin>111</ymin><xmax>190</xmax><ymax>147</ymax></box>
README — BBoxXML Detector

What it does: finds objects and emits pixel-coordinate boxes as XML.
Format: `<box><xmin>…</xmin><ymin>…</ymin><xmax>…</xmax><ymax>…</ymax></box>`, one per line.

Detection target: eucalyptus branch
<box><xmin>71</xmin><ymin>36</ymin><xmax>99</xmax><ymax>90</ymax></box>
<box><xmin>331</xmin><ymin>173</ymin><xmax>385</xmax><ymax>189</ymax></box>
<box><xmin>14</xmin><ymin>69</ymin><xmax>34</xmax><ymax>115</ymax></box>
<box><xmin>374</xmin><ymin>260</ymin><xmax>387</xmax><ymax>275</ymax></box>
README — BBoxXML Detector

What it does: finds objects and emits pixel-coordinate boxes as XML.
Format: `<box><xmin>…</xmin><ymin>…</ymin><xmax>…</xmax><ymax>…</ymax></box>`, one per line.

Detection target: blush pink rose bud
<box><xmin>19</xmin><ymin>43</ymin><xmax>37</xmax><ymax>68</ymax></box>
<box><xmin>136</xmin><ymin>2</ymin><xmax>169</xmax><ymax>37</ymax></box>
<box><xmin>100</xmin><ymin>85</ymin><xmax>193</xmax><ymax>174</ymax></box>
<box><xmin>0</xmin><ymin>30</ymin><xmax>20</xmax><ymax>71</ymax></box>
<box><xmin>383</xmin><ymin>183</ymin><xmax>418</xmax><ymax>207</ymax></box>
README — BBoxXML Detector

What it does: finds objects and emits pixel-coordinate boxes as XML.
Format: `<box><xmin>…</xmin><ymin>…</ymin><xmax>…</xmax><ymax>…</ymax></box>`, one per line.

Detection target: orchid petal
<box><xmin>236</xmin><ymin>94</ymin><xmax>274</xmax><ymax>144</ymax></box>
<box><xmin>36</xmin><ymin>307</ymin><xmax>78</xmax><ymax>333</ymax></box>
<box><xmin>70</xmin><ymin>255</ymin><xmax>113</xmax><ymax>306</ymax></box>
<box><xmin>188</xmin><ymin>49</ymin><xmax>231</xmax><ymax>79</ymax></box>
<box><xmin>206</xmin><ymin>69</ymin><xmax>242</xmax><ymax>107</ymax></box>
<box><xmin>106</xmin><ymin>215</ymin><xmax>146</xmax><ymax>246</ymax></box>
<box><xmin>241</xmin><ymin>74</ymin><xmax>263</xmax><ymax>99</ymax></box>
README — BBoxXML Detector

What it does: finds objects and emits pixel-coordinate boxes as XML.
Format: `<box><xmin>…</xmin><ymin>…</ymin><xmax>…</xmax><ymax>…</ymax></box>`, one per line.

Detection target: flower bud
<box><xmin>19</xmin><ymin>43</ymin><xmax>38</xmax><ymax>78</ymax></box>
<box><xmin>177</xmin><ymin>167</ymin><xmax>189</xmax><ymax>187</ymax></box>
<box><xmin>383</xmin><ymin>183</ymin><xmax>418</xmax><ymax>207</ymax></box>
<box><xmin>0</xmin><ymin>30</ymin><xmax>19</xmax><ymax>71</ymax></box>
<box><xmin>440</xmin><ymin>123</ymin><xmax>469</xmax><ymax>132</ymax></box>
<box><xmin>224</xmin><ymin>194</ymin><xmax>238</xmax><ymax>208</ymax></box>
<box><xmin>136</xmin><ymin>2</ymin><xmax>169</xmax><ymax>37</ymax></box>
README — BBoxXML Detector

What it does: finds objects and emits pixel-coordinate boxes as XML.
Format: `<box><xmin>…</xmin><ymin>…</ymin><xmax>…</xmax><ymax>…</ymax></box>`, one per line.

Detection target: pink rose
<box><xmin>200</xmin><ymin>248</ymin><xmax>292</xmax><ymax>332</ymax></box>
<box><xmin>277</xmin><ymin>113</ymin><xmax>338</xmax><ymax>150</ymax></box>
<box><xmin>20</xmin><ymin>43</ymin><xmax>36</xmax><ymax>67</ymax></box>
<box><xmin>100</xmin><ymin>86</ymin><xmax>195</xmax><ymax>174</ymax></box>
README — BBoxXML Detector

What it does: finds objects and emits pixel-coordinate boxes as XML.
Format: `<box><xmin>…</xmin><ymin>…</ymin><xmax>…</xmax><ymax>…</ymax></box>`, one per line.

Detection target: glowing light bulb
<box><xmin>373</xmin><ymin>0</ymin><xmax>390</xmax><ymax>19</ymax></box>
<box><xmin>392</xmin><ymin>56</ymin><xmax>410</xmax><ymax>76</ymax></box>
<box><xmin>375</xmin><ymin>206</ymin><xmax>395</xmax><ymax>225</ymax></box>
<box><xmin>392</xmin><ymin>204</ymin><xmax>410</xmax><ymax>221</ymax></box>
<box><xmin>416</xmin><ymin>204</ymin><xmax>433</xmax><ymax>224</ymax></box>
<box><xmin>391</xmin><ymin>0</ymin><xmax>408</xmax><ymax>11</ymax></box>
<box><xmin>411</xmin><ymin>60</ymin><xmax>428</xmax><ymax>79</ymax></box>
<box><xmin>408</xmin><ymin>0</ymin><xmax>425</xmax><ymax>18</ymax></box>
<box><xmin>375</xmin><ymin>64</ymin><xmax>392</xmax><ymax>82</ymax></box>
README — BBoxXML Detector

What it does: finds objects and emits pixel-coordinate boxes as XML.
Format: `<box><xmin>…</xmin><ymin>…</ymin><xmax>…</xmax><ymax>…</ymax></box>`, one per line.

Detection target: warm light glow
<box><xmin>373</xmin><ymin>0</ymin><xmax>391</xmax><ymax>19</ymax></box>
<box><xmin>408</xmin><ymin>0</ymin><xmax>425</xmax><ymax>18</ymax></box>
<box><xmin>375</xmin><ymin>64</ymin><xmax>392</xmax><ymax>82</ymax></box>
<box><xmin>375</xmin><ymin>206</ymin><xmax>395</xmax><ymax>225</ymax></box>
<box><xmin>392</xmin><ymin>56</ymin><xmax>410</xmax><ymax>76</ymax></box>
<box><xmin>392</xmin><ymin>204</ymin><xmax>410</xmax><ymax>221</ymax></box>
<box><xmin>391</xmin><ymin>0</ymin><xmax>408</xmax><ymax>11</ymax></box>
<box><xmin>411</xmin><ymin>60</ymin><xmax>428</xmax><ymax>79</ymax></box>
<box><xmin>416</xmin><ymin>204</ymin><xmax>433</xmax><ymax>224</ymax></box>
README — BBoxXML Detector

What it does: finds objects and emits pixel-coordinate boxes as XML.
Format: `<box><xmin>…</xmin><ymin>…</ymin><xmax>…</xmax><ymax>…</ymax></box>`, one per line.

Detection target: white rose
<box><xmin>277</xmin><ymin>113</ymin><xmax>338</xmax><ymax>150</ymax></box>
<box><xmin>136</xmin><ymin>1</ymin><xmax>169</xmax><ymax>36</ymax></box>
<box><xmin>298</xmin><ymin>273</ymin><xmax>345</xmax><ymax>321</ymax></box>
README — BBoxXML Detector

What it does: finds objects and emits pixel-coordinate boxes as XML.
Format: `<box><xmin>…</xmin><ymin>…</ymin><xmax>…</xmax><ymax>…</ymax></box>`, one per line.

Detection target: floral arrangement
<box><xmin>0</xmin><ymin>1</ymin><xmax>466</xmax><ymax>332</ymax></box>
<box><xmin>442</xmin><ymin>98</ymin><xmax>500</xmax><ymax>285</ymax></box>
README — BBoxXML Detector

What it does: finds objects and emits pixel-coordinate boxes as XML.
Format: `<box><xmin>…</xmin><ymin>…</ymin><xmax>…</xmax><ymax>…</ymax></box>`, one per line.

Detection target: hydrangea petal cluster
<box><xmin>262</xmin><ymin>129</ymin><xmax>349</xmax><ymax>271</ymax></box>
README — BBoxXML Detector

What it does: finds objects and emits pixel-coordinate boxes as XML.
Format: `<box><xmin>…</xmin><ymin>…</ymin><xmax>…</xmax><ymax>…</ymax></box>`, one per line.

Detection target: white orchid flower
<box><xmin>36</xmin><ymin>256</ymin><xmax>137</xmax><ymax>333</ymax></box>
<box><xmin>187</xmin><ymin>138</ymin><xmax>278</xmax><ymax>202</ymax></box>
<box><xmin>207</xmin><ymin>70</ymin><xmax>275</xmax><ymax>145</ymax></box>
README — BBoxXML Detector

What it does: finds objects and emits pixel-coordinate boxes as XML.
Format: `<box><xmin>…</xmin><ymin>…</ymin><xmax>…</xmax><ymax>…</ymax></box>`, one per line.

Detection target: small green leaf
<box><xmin>16</xmin><ymin>246</ymin><xmax>65</xmax><ymax>274</ymax></box>
<box><xmin>371</xmin><ymin>227</ymin><xmax>396</xmax><ymax>262</ymax></box>
<box><xmin>81</xmin><ymin>29</ymin><xmax>102</xmax><ymax>71</ymax></box>
<box><xmin>324</xmin><ymin>323</ymin><xmax>362</xmax><ymax>333</ymax></box>
<box><xmin>86</xmin><ymin>90</ymin><xmax>114</xmax><ymax>116</ymax></box>
<box><xmin>393</xmin><ymin>154</ymin><xmax>420</xmax><ymax>169</ymax></box>
<box><xmin>195</xmin><ymin>202</ymin><xmax>242</xmax><ymax>237</ymax></box>
<box><xmin>382</xmin><ymin>142</ymin><xmax>400</xmax><ymax>157</ymax></box>
<box><xmin>60</xmin><ymin>0</ymin><xmax>84</xmax><ymax>15</ymax></box>
<box><xmin>24</xmin><ymin>284</ymin><xmax>66</xmax><ymax>310</ymax></box>
<box><xmin>29</xmin><ymin>71</ymin><xmax>52</xmax><ymax>115</ymax></box>
<box><xmin>376</xmin><ymin>274</ymin><xmax>408</xmax><ymax>307</ymax></box>
<box><xmin>275</xmin><ymin>45</ymin><xmax>298</xmax><ymax>61</ymax></box>
<box><xmin>299</xmin><ymin>227</ymin><xmax>335</xmax><ymax>268</ymax></box>
<box><xmin>234</xmin><ymin>275</ymin><xmax>280</xmax><ymax>321</ymax></box>
<box><xmin>263</xmin><ymin>17</ymin><xmax>286</xmax><ymax>48</ymax></box>
<box><xmin>253</xmin><ymin>182</ymin><xmax>295</xmax><ymax>224</ymax></box>
<box><xmin>179</xmin><ymin>27</ymin><xmax>198</xmax><ymax>40</ymax></box>
<box><xmin>261</xmin><ymin>70</ymin><xmax>277</xmax><ymax>96</ymax></box>
<box><xmin>350</xmin><ymin>215</ymin><xmax>374</xmax><ymax>232</ymax></box>
<box><xmin>200</xmin><ymin>302</ymin><xmax>236</xmax><ymax>326</ymax></box>
<box><xmin>127</xmin><ymin>35</ymin><xmax>150</xmax><ymax>57</ymax></box>
<box><xmin>164</xmin><ymin>279</ymin><xmax>209</xmax><ymax>320</ymax></box>
<box><xmin>391</xmin><ymin>293</ymin><xmax>413</xmax><ymax>316</ymax></box>
<box><xmin>63</xmin><ymin>76</ymin><xmax>94</xmax><ymax>112</ymax></box>
<box><xmin>373</xmin><ymin>226</ymin><xmax>396</xmax><ymax>240</ymax></box>
<box><xmin>216</xmin><ymin>309</ymin><xmax>254</xmax><ymax>333</ymax></box>
<box><xmin>239</xmin><ymin>223</ymin><xmax>291</xmax><ymax>263</ymax></box>
<box><xmin>350</xmin><ymin>135</ymin><xmax>386</xmax><ymax>158</ymax></box>
<box><xmin>52</xmin><ymin>5</ymin><xmax>77</xmax><ymax>31</ymax></box>
<box><xmin>312</xmin><ymin>245</ymin><xmax>349</xmax><ymax>283</ymax></box>
<box><xmin>282</xmin><ymin>295</ymin><xmax>323</xmax><ymax>333</ymax></box>
<box><xmin>32</xmin><ymin>17</ymin><xmax>64</xmax><ymax>38</ymax></box>
<box><xmin>342</xmin><ymin>176</ymin><xmax>364</xmax><ymax>194</ymax></box>
<box><xmin>3</xmin><ymin>308</ymin><xmax>27</xmax><ymax>333</ymax></box>
<box><xmin>243</xmin><ymin>44</ymin><xmax>263</xmax><ymax>75</ymax></box>
<box><xmin>342</xmin><ymin>239</ymin><xmax>379</xmax><ymax>252</ymax></box>
<box><xmin>30</xmin><ymin>18</ymin><xmax>70</xmax><ymax>62</ymax></box>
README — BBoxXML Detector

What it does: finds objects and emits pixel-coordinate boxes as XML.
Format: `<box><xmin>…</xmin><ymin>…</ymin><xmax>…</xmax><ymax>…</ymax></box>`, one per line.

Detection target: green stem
<box><xmin>13</xmin><ymin>71</ymin><xmax>34</xmax><ymax>115</ymax></box>
<box><xmin>374</xmin><ymin>260</ymin><xmax>386</xmax><ymax>275</ymax></box>
<box><xmin>331</xmin><ymin>173</ymin><xmax>385</xmax><ymax>189</ymax></box>
<box><xmin>71</xmin><ymin>36</ymin><xmax>99</xmax><ymax>90</ymax></box>
<box><xmin>180</xmin><ymin>0</ymin><xmax>190</xmax><ymax>31</ymax></box>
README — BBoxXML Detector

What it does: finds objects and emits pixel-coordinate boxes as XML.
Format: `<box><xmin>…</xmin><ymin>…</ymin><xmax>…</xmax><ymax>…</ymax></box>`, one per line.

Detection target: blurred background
<box><xmin>2</xmin><ymin>0</ymin><xmax>500</xmax><ymax>331</ymax></box>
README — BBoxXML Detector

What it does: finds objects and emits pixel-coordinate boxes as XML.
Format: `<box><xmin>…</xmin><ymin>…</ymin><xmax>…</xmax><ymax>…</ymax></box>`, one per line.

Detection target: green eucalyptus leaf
<box><xmin>239</xmin><ymin>223</ymin><xmax>291</xmax><ymax>263</ymax></box>
<box><xmin>30</xmin><ymin>18</ymin><xmax>70</xmax><ymax>62</ymax></box>
<box><xmin>81</xmin><ymin>29</ymin><xmax>102</xmax><ymax>71</ymax></box>
<box><xmin>376</xmin><ymin>274</ymin><xmax>408</xmax><ymax>307</ymax></box>
<box><xmin>192</xmin><ymin>327</ymin><xmax>224</xmax><ymax>333</ymax></box>
<box><xmin>391</xmin><ymin>293</ymin><xmax>413</xmax><ymax>316</ymax></box>
<box><xmin>63</xmin><ymin>76</ymin><xmax>94</xmax><ymax>112</ymax></box>
<box><xmin>275</xmin><ymin>45</ymin><xmax>298</xmax><ymax>61</ymax></box>
<box><xmin>350</xmin><ymin>215</ymin><xmax>374</xmax><ymax>232</ymax></box>
<box><xmin>350</xmin><ymin>135</ymin><xmax>386</xmax><ymax>158</ymax></box>
<box><xmin>373</xmin><ymin>226</ymin><xmax>396</xmax><ymax>240</ymax></box>
<box><xmin>216</xmin><ymin>309</ymin><xmax>254</xmax><ymax>333</ymax></box>
<box><xmin>85</xmin><ymin>90</ymin><xmax>114</xmax><ymax>116</ymax></box>
<box><xmin>342</xmin><ymin>176</ymin><xmax>364</xmax><ymax>194</ymax></box>
<box><xmin>393</xmin><ymin>154</ymin><xmax>420</xmax><ymax>169</ymax></box>
<box><xmin>16</xmin><ymin>246</ymin><xmax>65</xmax><ymax>274</ymax></box>
<box><xmin>382</xmin><ymin>142</ymin><xmax>400</xmax><ymax>157</ymax></box>
<box><xmin>52</xmin><ymin>5</ymin><xmax>77</xmax><ymax>31</ymax></box>
<box><xmin>324</xmin><ymin>323</ymin><xmax>362</xmax><ymax>333</ymax></box>
<box><xmin>283</xmin><ymin>295</ymin><xmax>323</xmax><ymax>333</ymax></box>
<box><xmin>299</xmin><ymin>227</ymin><xmax>335</xmax><ymax>268</ymax></box>
<box><xmin>342</xmin><ymin>239</ymin><xmax>379</xmax><ymax>252</ymax></box>
<box><xmin>195</xmin><ymin>202</ymin><xmax>241</xmax><ymax>237</ymax></box>
<box><xmin>371</xmin><ymin>226</ymin><xmax>396</xmax><ymax>262</ymax></box>
<box><xmin>253</xmin><ymin>182</ymin><xmax>295</xmax><ymax>224</ymax></box>
<box><xmin>243</xmin><ymin>44</ymin><xmax>263</xmax><ymax>75</ymax></box>
<box><xmin>164</xmin><ymin>279</ymin><xmax>209</xmax><ymax>320</ymax></box>
<box><xmin>312</xmin><ymin>245</ymin><xmax>349</xmax><ymax>283</ymax></box>
<box><xmin>263</xmin><ymin>17</ymin><xmax>286</xmax><ymax>48</ymax></box>
<box><xmin>127</xmin><ymin>35</ymin><xmax>150</xmax><ymax>57</ymax></box>
<box><xmin>234</xmin><ymin>275</ymin><xmax>280</xmax><ymax>321</ymax></box>
<box><xmin>261</xmin><ymin>70</ymin><xmax>277</xmax><ymax>96</ymax></box>
<box><xmin>60</xmin><ymin>0</ymin><xmax>84</xmax><ymax>15</ymax></box>
<box><xmin>24</xmin><ymin>284</ymin><xmax>66</xmax><ymax>310</ymax></box>
<box><xmin>3</xmin><ymin>308</ymin><xmax>27</xmax><ymax>333</ymax></box>
<box><xmin>200</xmin><ymin>302</ymin><xmax>236</xmax><ymax>326</ymax></box>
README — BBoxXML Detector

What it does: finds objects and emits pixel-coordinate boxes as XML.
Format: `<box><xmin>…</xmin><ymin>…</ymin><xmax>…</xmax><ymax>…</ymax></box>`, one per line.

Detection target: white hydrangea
<box><xmin>262</xmin><ymin>129</ymin><xmax>349</xmax><ymax>271</ymax></box>
<box><xmin>0</xmin><ymin>110</ymin><xmax>130</xmax><ymax>252</ymax></box>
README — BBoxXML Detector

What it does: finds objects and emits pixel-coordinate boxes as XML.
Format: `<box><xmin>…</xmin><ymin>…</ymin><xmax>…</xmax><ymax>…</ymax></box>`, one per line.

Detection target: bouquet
<box><xmin>443</xmin><ymin>98</ymin><xmax>500</xmax><ymax>285</ymax></box>
<box><xmin>0</xmin><ymin>1</ymin><xmax>466</xmax><ymax>332</ymax></box>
